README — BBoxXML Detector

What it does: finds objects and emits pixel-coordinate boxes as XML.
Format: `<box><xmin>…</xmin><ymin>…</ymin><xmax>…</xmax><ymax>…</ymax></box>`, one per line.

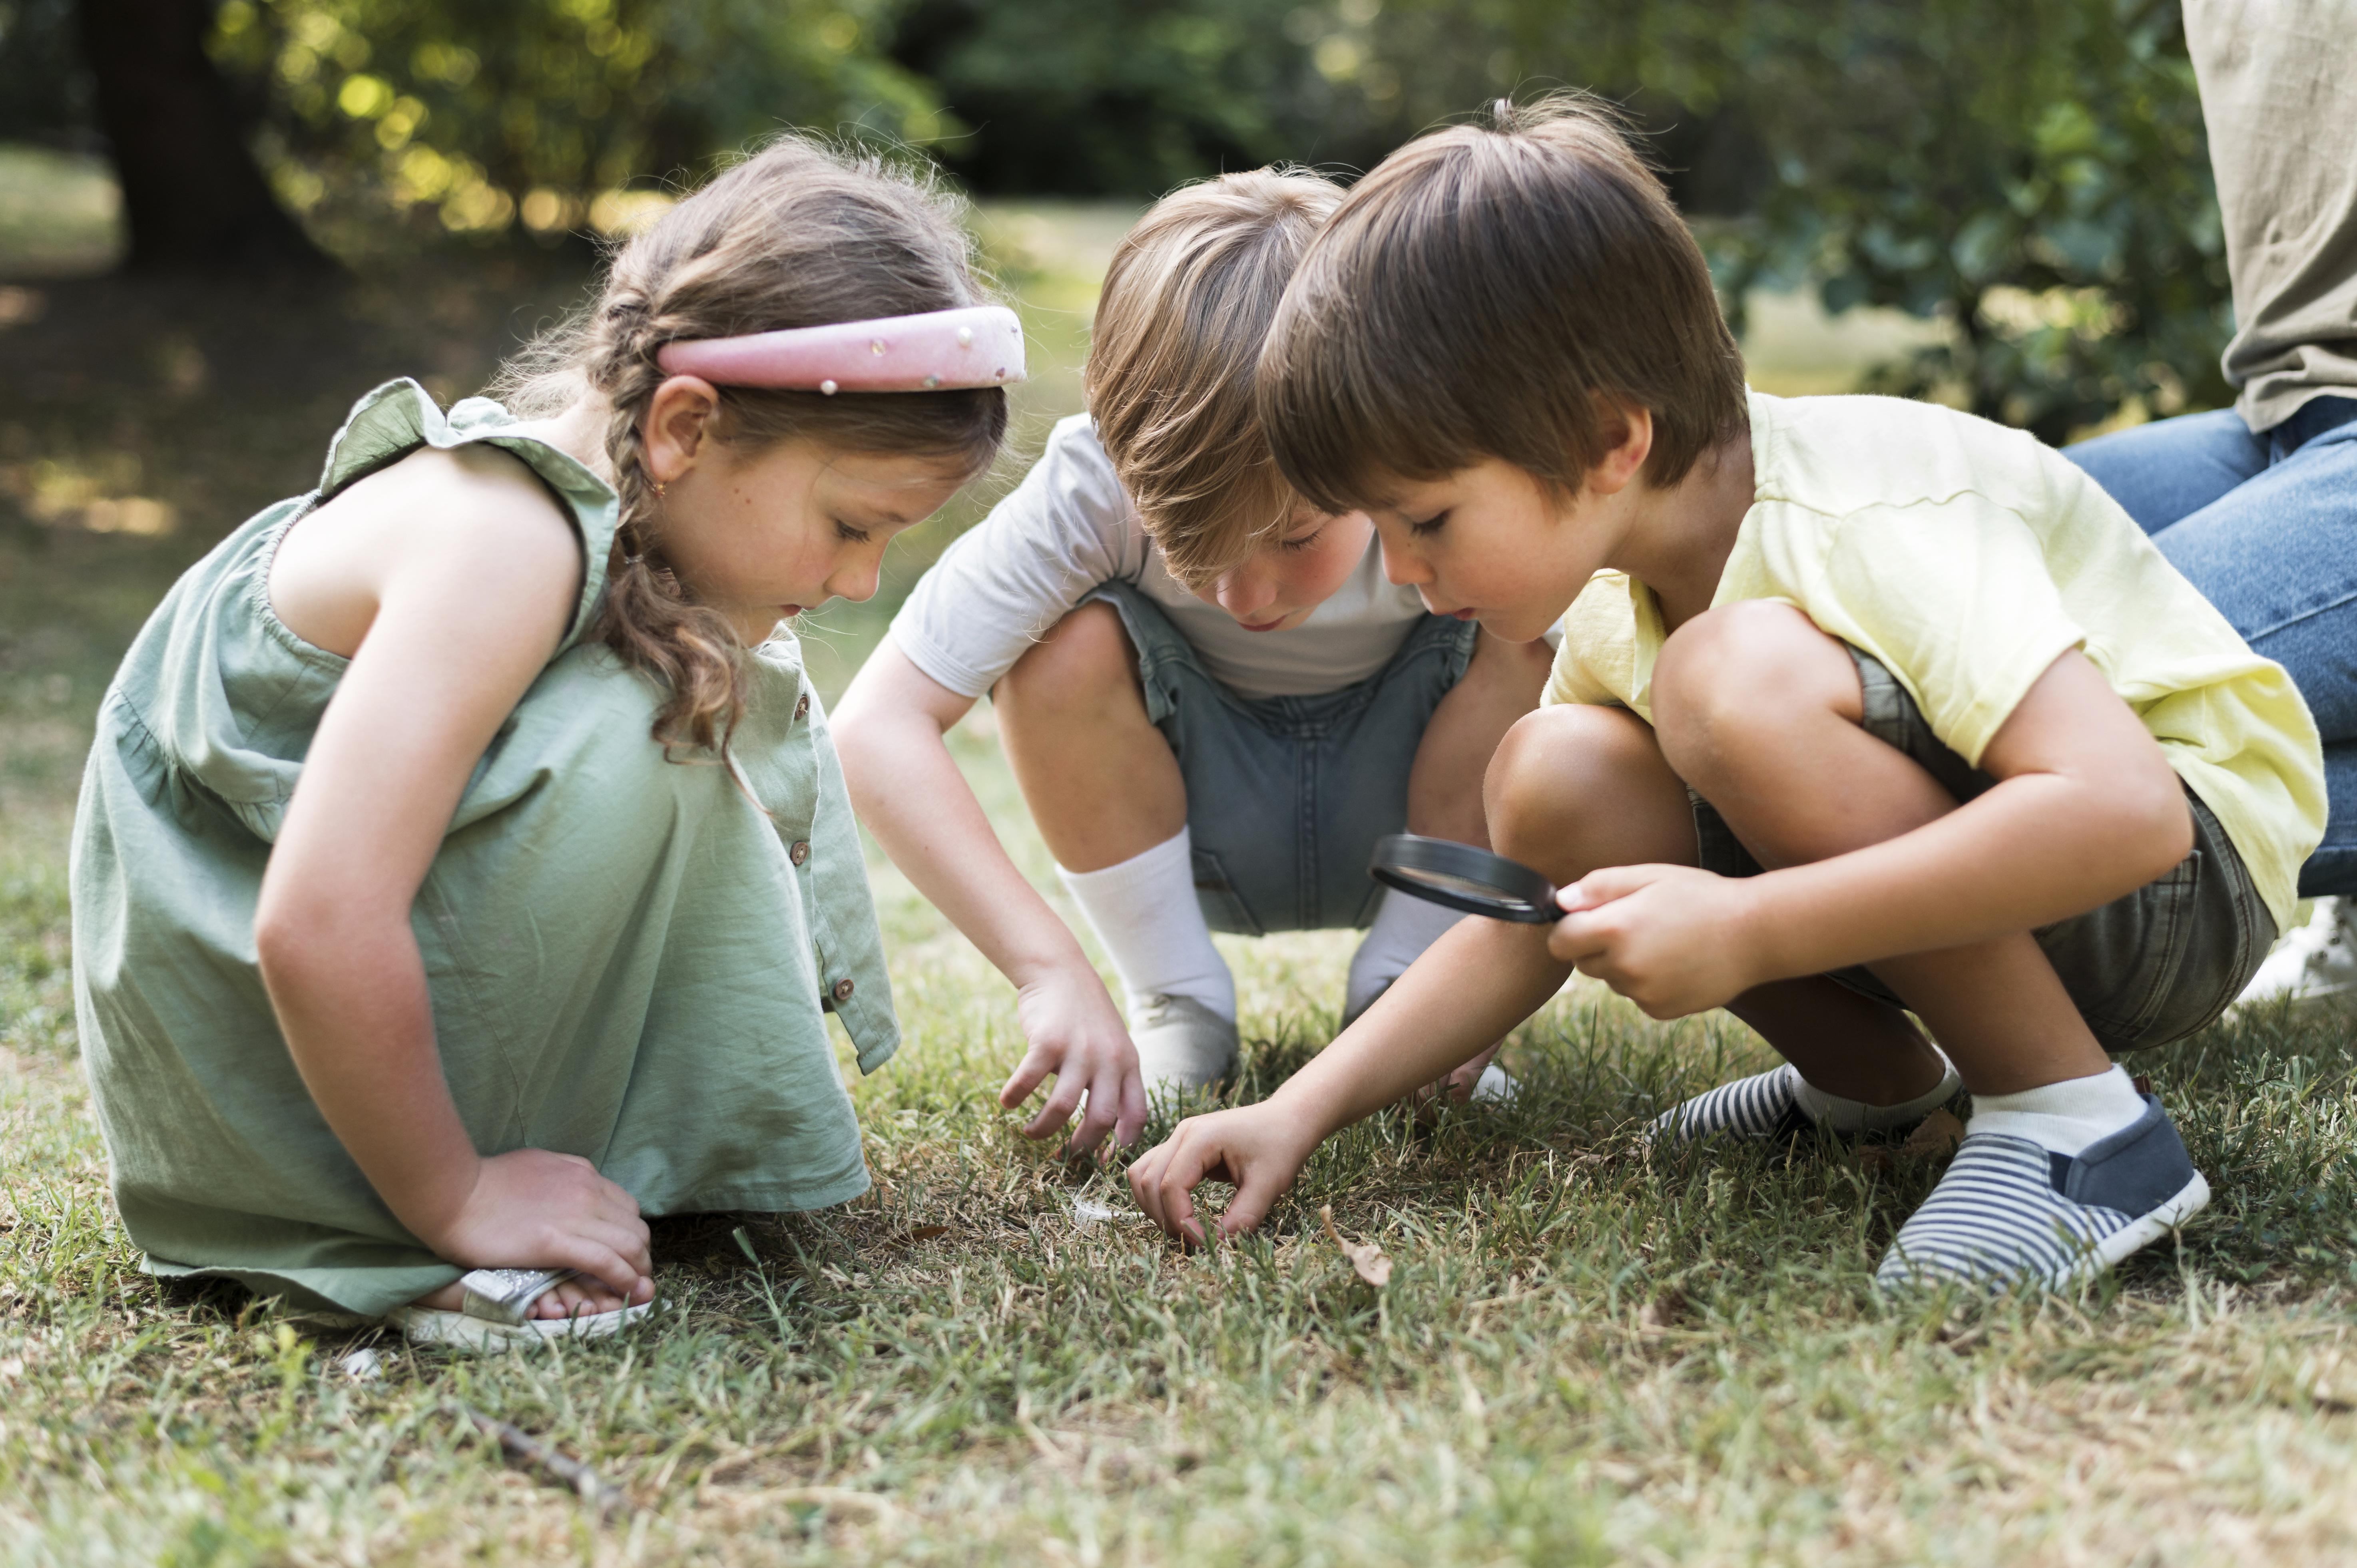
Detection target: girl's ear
<box><xmin>642</xmin><ymin>375</ymin><xmax>721</xmax><ymax>484</ymax></box>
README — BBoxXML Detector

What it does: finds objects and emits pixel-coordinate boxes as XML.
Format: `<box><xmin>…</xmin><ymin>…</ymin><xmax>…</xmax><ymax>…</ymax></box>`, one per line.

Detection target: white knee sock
<box><xmin>1058</xmin><ymin>828</ymin><xmax>1235</xmax><ymax>1023</ymax></box>
<box><xmin>1346</xmin><ymin>889</ymin><xmax>1466</xmax><ymax>1019</ymax></box>
<box><xmin>1967</xmin><ymin>1064</ymin><xmax>2146</xmax><ymax>1155</ymax></box>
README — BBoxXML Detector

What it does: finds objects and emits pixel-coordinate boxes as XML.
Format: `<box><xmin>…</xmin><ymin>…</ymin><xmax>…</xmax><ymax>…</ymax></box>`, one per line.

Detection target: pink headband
<box><xmin>655</xmin><ymin>304</ymin><xmax>1025</xmax><ymax>394</ymax></box>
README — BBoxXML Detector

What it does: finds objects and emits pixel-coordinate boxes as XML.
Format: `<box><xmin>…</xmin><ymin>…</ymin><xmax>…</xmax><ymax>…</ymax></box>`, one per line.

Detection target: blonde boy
<box><xmin>835</xmin><ymin>172</ymin><xmax>1553</xmax><ymax>1151</ymax></box>
<box><xmin>1129</xmin><ymin>103</ymin><xmax>2325</xmax><ymax>1293</ymax></box>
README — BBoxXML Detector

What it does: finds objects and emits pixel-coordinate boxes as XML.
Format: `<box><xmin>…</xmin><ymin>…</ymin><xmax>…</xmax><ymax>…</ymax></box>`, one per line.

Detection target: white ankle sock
<box><xmin>1058</xmin><ymin>828</ymin><xmax>1235</xmax><ymax>1023</ymax></box>
<box><xmin>1967</xmin><ymin>1064</ymin><xmax>2146</xmax><ymax>1156</ymax></box>
<box><xmin>1790</xmin><ymin>1047</ymin><xmax>1961</xmax><ymax>1134</ymax></box>
<box><xmin>1346</xmin><ymin>889</ymin><xmax>1466</xmax><ymax>1019</ymax></box>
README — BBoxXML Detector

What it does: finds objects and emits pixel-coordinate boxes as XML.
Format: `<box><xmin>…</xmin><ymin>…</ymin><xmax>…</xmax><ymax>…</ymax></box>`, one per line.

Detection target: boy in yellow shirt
<box><xmin>1127</xmin><ymin>99</ymin><xmax>2327</xmax><ymax>1293</ymax></box>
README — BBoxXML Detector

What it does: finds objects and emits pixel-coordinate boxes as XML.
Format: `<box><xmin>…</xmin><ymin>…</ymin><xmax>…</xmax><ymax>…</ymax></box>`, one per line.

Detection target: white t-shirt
<box><xmin>891</xmin><ymin>414</ymin><xmax>1433</xmax><ymax>701</ymax></box>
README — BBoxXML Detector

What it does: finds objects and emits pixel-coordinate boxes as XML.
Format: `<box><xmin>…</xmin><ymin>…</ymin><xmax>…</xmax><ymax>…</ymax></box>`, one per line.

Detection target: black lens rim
<box><xmin>1368</xmin><ymin>834</ymin><xmax>1560</xmax><ymax>924</ymax></box>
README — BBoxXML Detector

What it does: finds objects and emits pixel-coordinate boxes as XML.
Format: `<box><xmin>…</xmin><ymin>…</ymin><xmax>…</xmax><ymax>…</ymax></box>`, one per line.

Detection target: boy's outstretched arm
<box><xmin>1130</xmin><ymin>913</ymin><xmax>1571</xmax><ymax>1242</ymax></box>
<box><xmin>1132</xmin><ymin>698</ymin><xmax>1702</xmax><ymax>1243</ymax></box>
<box><xmin>1549</xmin><ymin>640</ymin><xmax>2192</xmax><ymax>1025</ymax></box>
<box><xmin>833</xmin><ymin>635</ymin><xmax>1148</xmax><ymax>1152</ymax></box>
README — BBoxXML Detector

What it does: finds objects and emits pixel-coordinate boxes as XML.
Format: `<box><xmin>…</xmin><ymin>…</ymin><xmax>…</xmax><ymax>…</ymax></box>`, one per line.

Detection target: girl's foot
<box><xmin>389</xmin><ymin>1271</ymin><xmax>657</xmax><ymax>1353</ymax></box>
<box><xmin>408</xmin><ymin>1274</ymin><xmax>650</xmax><ymax>1320</ymax></box>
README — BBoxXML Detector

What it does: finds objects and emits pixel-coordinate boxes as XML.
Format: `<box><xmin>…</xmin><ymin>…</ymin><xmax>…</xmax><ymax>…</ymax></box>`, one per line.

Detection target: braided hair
<box><xmin>494</xmin><ymin>135</ymin><xmax>1007</xmax><ymax>756</ymax></box>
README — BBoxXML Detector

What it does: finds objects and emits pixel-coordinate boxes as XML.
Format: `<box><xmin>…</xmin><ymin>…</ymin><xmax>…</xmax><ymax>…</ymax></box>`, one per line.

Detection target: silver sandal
<box><xmin>386</xmin><ymin>1267</ymin><xmax>654</xmax><ymax>1352</ymax></box>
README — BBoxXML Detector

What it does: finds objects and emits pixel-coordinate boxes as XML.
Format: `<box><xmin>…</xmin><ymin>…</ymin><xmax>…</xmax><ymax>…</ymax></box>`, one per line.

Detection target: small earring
<box><xmin>651</xmin><ymin>479</ymin><xmax>667</xmax><ymax>499</ymax></box>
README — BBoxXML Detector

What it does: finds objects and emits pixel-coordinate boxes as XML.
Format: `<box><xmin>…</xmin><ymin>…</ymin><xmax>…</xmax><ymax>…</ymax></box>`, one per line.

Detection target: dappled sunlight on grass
<box><xmin>0</xmin><ymin>147</ymin><xmax>122</xmax><ymax>277</ymax></box>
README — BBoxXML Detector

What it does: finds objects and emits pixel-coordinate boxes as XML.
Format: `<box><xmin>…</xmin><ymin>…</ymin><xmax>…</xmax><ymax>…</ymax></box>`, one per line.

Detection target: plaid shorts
<box><xmin>1690</xmin><ymin>645</ymin><xmax>2276</xmax><ymax>1053</ymax></box>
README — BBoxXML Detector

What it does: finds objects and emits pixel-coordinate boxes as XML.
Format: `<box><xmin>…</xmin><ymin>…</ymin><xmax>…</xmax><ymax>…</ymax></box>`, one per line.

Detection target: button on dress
<box><xmin>70</xmin><ymin>380</ymin><xmax>898</xmax><ymax>1318</ymax></box>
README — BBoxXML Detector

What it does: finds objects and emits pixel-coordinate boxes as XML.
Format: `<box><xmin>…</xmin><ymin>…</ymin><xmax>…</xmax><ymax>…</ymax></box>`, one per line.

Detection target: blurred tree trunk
<box><xmin>78</xmin><ymin>0</ymin><xmax>330</xmax><ymax>271</ymax></box>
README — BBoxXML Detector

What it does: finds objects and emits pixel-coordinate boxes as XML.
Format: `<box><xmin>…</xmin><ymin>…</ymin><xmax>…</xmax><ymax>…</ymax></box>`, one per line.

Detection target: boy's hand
<box><xmin>426</xmin><ymin>1148</ymin><xmax>654</xmax><ymax>1303</ymax></box>
<box><xmin>1002</xmin><ymin>965</ymin><xmax>1150</xmax><ymax>1154</ymax></box>
<box><xmin>1128</xmin><ymin>1101</ymin><xmax>1321</xmax><ymax>1246</ymax></box>
<box><xmin>1548</xmin><ymin>864</ymin><xmax>1768</xmax><ymax>1018</ymax></box>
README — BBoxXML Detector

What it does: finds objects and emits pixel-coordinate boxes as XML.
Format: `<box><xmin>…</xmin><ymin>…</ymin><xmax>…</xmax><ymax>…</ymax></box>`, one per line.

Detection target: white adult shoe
<box><xmin>1130</xmin><ymin>993</ymin><xmax>1239</xmax><ymax>1092</ymax></box>
<box><xmin>2233</xmin><ymin>897</ymin><xmax>2357</xmax><ymax>1010</ymax></box>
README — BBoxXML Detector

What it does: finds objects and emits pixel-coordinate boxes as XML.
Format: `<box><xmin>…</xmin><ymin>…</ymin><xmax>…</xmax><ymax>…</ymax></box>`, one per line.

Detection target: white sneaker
<box><xmin>2234</xmin><ymin>897</ymin><xmax>2357</xmax><ymax>1010</ymax></box>
<box><xmin>1129</xmin><ymin>993</ymin><xmax>1238</xmax><ymax>1092</ymax></box>
<box><xmin>1469</xmin><ymin>1063</ymin><xmax>1518</xmax><ymax>1106</ymax></box>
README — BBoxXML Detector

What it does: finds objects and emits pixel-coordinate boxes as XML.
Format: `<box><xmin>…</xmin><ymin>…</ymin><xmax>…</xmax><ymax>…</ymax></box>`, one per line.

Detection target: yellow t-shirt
<box><xmin>1545</xmin><ymin>391</ymin><xmax>2326</xmax><ymax>931</ymax></box>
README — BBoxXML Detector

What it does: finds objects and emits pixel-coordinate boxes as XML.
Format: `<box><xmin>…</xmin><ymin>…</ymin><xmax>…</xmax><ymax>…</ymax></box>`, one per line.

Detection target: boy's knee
<box><xmin>998</xmin><ymin>602</ymin><xmax>1138</xmax><ymax>713</ymax></box>
<box><xmin>1486</xmin><ymin>702</ymin><xmax>1662</xmax><ymax>842</ymax></box>
<box><xmin>1653</xmin><ymin>602</ymin><xmax>1859</xmax><ymax>775</ymax></box>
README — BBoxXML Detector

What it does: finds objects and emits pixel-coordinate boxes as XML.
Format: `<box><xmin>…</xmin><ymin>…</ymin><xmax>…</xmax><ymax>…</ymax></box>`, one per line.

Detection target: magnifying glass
<box><xmin>1369</xmin><ymin>834</ymin><xmax>1563</xmax><ymax>925</ymax></box>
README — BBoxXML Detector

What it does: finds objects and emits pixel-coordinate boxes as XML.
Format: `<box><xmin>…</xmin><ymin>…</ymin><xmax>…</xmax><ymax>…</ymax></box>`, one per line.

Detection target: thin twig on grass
<box><xmin>455</xmin><ymin>1403</ymin><xmax>626</xmax><ymax>1520</ymax></box>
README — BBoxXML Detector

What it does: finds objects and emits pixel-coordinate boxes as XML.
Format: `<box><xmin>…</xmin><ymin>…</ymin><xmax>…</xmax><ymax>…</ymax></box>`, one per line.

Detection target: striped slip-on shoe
<box><xmin>1649</xmin><ymin>1063</ymin><xmax>1816</xmax><ymax>1145</ymax></box>
<box><xmin>1875</xmin><ymin>1094</ymin><xmax>2209</xmax><ymax>1294</ymax></box>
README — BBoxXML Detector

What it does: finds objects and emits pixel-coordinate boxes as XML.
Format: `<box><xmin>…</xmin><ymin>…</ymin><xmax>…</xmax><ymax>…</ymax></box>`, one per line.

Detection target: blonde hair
<box><xmin>1259</xmin><ymin>96</ymin><xmax>1747</xmax><ymax>513</ymax></box>
<box><xmin>1084</xmin><ymin>168</ymin><xmax>1342</xmax><ymax>589</ymax></box>
<box><xmin>495</xmin><ymin>135</ymin><xmax>1007</xmax><ymax>755</ymax></box>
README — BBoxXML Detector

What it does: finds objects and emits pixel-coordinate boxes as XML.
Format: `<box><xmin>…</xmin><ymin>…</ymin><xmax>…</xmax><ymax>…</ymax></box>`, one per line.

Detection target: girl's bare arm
<box><xmin>256</xmin><ymin>446</ymin><xmax>651</xmax><ymax>1297</ymax></box>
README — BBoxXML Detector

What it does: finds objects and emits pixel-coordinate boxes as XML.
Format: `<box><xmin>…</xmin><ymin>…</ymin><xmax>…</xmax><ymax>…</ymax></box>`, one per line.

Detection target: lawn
<box><xmin>4</xmin><ymin>151</ymin><xmax>2356</xmax><ymax>1566</ymax></box>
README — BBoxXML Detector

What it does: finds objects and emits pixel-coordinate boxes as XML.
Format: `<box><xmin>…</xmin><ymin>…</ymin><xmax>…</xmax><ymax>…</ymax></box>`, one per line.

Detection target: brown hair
<box><xmin>1257</xmin><ymin>95</ymin><xmax>1747</xmax><ymax>515</ymax></box>
<box><xmin>1085</xmin><ymin>168</ymin><xmax>1342</xmax><ymax>588</ymax></box>
<box><xmin>496</xmin><ymin>135</ymin><xmax>1007</xmax><ymax>754</ymax></box>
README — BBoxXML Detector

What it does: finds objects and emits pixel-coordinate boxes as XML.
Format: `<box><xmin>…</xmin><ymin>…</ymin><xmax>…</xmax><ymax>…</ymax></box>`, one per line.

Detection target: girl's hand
<box><xmin>425</xmin><ymin>1149</ymin><xmax>654</xmax><ymax>1304</ymax></box>
<box><xmin>1128</xmin><ymin>1102</ymin><xmax>1321</xmax><ymax>1246</ymax></box>
<box><xmin>1002</xmin><ymin>964</ymin><xmax>1149</xmax><ymax>1154</ymax></box>
<box><xmin>1547</xmin><ymin>864</ymin><xmax>1769</xmax><ymax>1019</ymax></box>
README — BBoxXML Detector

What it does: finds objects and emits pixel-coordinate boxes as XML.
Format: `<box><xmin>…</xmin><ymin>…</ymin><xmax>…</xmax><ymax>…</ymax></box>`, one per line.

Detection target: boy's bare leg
<box><xmin>1405</xmin><ymin>630</ymin><xmax>1555</xmax><ymax>844</ymax></box>
<box><xmin>1720</xmin><ymin>978</ymin><xmax>1948</xmax><ymax>1106</ymax></box>
<box><xmin>1327</xmin><ymin>700</ymin><xmax>1707</xmax><ymax>1096</ymax></box>
<box><xmin>995</xmin><ymin>602</ymin><xmax>1186</xmax><ymax>872</ymax></box>
<box><xmin>1652</xmin><ymin>603</ymin><xmax>2116</xmax><ymax>1095</ymax></box>
<box><xmin>1498</xmin><ymin>698</ymin><xmax>1945</xmax><ymax>1104</ymax></box>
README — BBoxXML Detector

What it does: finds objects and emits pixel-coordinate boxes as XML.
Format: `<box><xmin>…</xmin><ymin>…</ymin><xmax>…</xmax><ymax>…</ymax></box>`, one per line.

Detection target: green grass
<box><xmin>6</xmin><ymin>170</ymin><xmax>2357</xmax><ymax>1565</ymax></box>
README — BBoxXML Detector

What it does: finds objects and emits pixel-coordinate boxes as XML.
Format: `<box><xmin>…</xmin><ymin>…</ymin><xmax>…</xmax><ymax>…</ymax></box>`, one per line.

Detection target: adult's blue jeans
<box><xmin>2066</xmin><ymin>396</ymin><xmax>2357</xmax><ymax>897</ymax></box>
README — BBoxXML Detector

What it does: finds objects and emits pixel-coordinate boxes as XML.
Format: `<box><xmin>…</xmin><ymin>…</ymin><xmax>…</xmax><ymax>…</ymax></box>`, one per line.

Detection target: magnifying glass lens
<box><xmin>1391</xmin><ymin>867</ymin><xmax>1537</xmax><ymax>906</ymax></box>
<box><xmin>1368</xmin><ymin>835</ymin><xmax>1560</xmax><ymax>925</ymax></box>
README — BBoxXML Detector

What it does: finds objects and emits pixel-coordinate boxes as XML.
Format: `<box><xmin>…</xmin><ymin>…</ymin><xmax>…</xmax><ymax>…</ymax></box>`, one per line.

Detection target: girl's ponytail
<box><xmin>495</xmin><ymin>135</ymin><xmax>1007</xmax><ymax>756</ymax></box>
<box><xmin>587</xmin><ymin>288</ymin><xmax>751</xmax><ymax>756</ymax></box>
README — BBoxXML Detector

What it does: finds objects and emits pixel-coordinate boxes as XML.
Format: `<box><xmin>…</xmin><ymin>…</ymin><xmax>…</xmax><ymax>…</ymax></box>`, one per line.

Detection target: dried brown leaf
<box><xmin>1319</xmin><ymin>1204</ymin><xmax>1393</xmax><ymax>1287</ymax></box>
<box><xmin>1639</xmin><ymin>1286</ymin><xmax>1690</xmax><ymax>1333</ymax></box>
<box><xmin>1899</xmin><ymin>1107</ymin><xmax>1965</xmax><ymax>1159</ymax></box>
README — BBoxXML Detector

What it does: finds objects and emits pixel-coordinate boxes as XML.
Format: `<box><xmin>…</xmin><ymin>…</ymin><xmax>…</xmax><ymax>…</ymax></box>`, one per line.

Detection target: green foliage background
<box><xmin>0</xmin><ymin>0</ymin><xmax>2234</xmax><ymax>439</ymax></box>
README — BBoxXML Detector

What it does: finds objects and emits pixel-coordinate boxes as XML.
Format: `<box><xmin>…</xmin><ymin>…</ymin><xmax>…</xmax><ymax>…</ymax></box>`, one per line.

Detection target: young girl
<box><xmin>70</xmin><ymin>138</ymin><xmax>1018</xmax><ymax>1346</ymax></box>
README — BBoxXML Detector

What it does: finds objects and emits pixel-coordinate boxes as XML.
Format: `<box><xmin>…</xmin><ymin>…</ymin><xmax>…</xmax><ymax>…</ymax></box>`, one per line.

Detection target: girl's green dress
<box><xmin>70</xmin><ymin>380</ymin><xmax>898</xmax><ymax>1318</ymax></box>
